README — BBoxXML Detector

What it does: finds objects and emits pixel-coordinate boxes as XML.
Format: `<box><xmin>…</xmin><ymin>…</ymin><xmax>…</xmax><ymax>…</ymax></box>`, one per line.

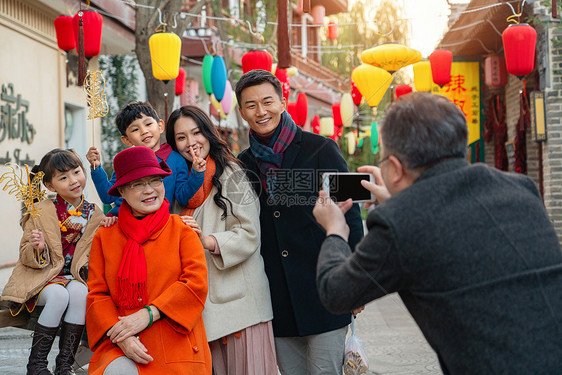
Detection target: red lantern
<box><xmin>395</xmin><ymin>85</ymin><xmax>413</xmax><ymax>98</ymax></box>
<box><xmin>242</xmin><ymin>50</ymin><xmax>273</xmax><ymax>73</ymax></box>
<box><xmin>328</xmin><ymin>21</ymin><xmax>338</xmax><ymax>40</ymax></box>
<box><xmin>311</xmin><ymin>115</ymin><xmax>320</xmax><ymax>134</ymax></box>
<box><xmin>287</xmin><ymin>102</ymin><xmax>298</xmax><ymax>123</ymax></box>
<box><xmin>175</xmin><ymin>68</ymin><xmax>186</xmax><ymax>96</ymax></box>
<box><xmin>72</xmin><ymin>10</ymin><xmax>103</xmax><ymax>58</ymax></box>
<box><xmin>502</xmin><ymin>23</ymin><xmax>537</xmax><ymax>78</ymax></box>
<box><xmin>54</xmin><ymin>15</ymin><xmax>75</xmax><ymax>51</ymax></box>
<box><xmin>275</xmin><ymin>68</ymin><xmax>290</xmax><ymax>102</ymax></box>
<box><xmin>351</xmin><ymin>80</ymin><xmax>362</xmax><ymax>106</ymax></box>
<box><xmin>429</xmin><ymin>49</ymin><xmax>453</xmax><ymax>87</ymax></box>
<box><xmin>295</xmin><ymin>93</ymin><xmax>308</xmax><ymax>126</ymax></box>
<box><xmin>332</xmin><ymin>103</ymin><xmax>343</xmax><ymax>127</ymax></box>
<box><xmin>484</xmin><ymin>56</ymin><xmax>507</xmax><ymax>87</ymax></box>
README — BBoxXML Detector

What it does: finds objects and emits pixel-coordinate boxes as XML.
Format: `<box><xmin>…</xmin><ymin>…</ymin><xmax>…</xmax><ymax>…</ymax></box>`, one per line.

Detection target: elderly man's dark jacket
<box><xmin>239</xmin><ymin>125</ymin><xmax>364</xmax><ymax>337</ymax></box>
<box><xmin>317</xmin><ymin>158</ymin><xmax>562</xmax><ymax>374</ymax></box>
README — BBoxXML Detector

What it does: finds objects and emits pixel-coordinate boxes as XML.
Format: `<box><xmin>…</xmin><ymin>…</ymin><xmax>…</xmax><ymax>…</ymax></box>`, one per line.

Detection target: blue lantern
<box><xmin>211</xmin><ymin>56</ymin><xmax>227</xmax><ymax>101</ymax></box>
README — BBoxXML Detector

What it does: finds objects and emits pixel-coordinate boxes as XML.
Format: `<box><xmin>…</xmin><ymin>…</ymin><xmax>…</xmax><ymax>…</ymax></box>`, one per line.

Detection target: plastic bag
<box><xmin>343</xmin><ymin>317</ymin><xmax>369</xmax><ymax>375</ymax></box>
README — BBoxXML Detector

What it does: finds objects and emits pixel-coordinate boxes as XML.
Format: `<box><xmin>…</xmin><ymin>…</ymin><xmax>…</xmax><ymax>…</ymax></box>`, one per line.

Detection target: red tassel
<box><xmin>77</xmin><ymin>13</ymin><xmax>86</xmax><ymax>86</ymax></box>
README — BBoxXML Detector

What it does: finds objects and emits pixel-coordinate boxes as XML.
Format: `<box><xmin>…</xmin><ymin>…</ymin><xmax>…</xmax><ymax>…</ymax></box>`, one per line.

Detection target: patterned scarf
<box><xmin>54</xmin><ymin>195</ymin><xmax>94</xmax><ymax>276</ymax></box>
<box><xmin>249</xmin><ymin>111</ymin><xmax>298</xmax><ymax>196</ymax></box>
<box><xmin>180</xmin><ymin>156</ymin><xmax>216</xmax><ymax>216</ymax></box>
<box><xmin>116</xmin><ymin>198</ymin><xmax>170</xmax><ymax>309</ymax></box>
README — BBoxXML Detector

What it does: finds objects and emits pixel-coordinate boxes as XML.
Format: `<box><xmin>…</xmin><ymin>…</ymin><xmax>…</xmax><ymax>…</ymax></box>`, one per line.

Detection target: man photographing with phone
<box><xmin>313</xmin><ymin>92</ymin><xmax>562</xmax><ymax>374</ymax></box>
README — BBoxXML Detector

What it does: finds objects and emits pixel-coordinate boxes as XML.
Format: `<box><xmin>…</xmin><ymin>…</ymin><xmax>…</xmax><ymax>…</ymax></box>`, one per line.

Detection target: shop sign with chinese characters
<box><xmin>432</xmin><ymin>62</ymin><xmax>480</xmax><ymax>145</ymax></box>
<box><xmin>0</xmin><ymin>83</ymin><xmax>36</xmax><ymax>166</ymax></box>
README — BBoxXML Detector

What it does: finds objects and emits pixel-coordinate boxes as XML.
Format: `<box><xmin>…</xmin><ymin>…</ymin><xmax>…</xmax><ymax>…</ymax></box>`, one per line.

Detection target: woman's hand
<box><xmin>190</xmin><ymin>146</ymin><xmax>207</xmax><ymax>172</ymax></box>
<box><xmin>29</xmin><ymin>229</ymin><xmax>45</xmax><ymax>251</ymax></box>
<box><xmin>181</xmin><ymin>215</ymin><xmax>216</xmax><ymax>251</ymax></box>
<box><xmin>107</xmin><ymin>308</ymin><xmax>152</xmax><ymax>343</ymax></box>
<box><xmin>116</xmin><ymin>336</ymin><xmax>153</xmax><ymax>365</ymax></box>
<box><xmin>100</xmin><ymin>216</ymin><xmax>118</xmax><ymax>227</ymax></box>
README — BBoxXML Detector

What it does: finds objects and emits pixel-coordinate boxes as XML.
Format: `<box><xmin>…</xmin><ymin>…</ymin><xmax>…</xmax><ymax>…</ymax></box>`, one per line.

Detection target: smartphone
<box><xmin>322</xmin><ymin>172</ymin><xmax>374</xmax><ymax>203</ymax></box>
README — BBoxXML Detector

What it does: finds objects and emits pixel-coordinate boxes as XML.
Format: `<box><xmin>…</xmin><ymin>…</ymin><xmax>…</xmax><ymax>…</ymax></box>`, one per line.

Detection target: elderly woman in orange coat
<box><xmin>86</xmin><ymin>146</ymin><xmax>212</xmax><ymax>375</ymax></box>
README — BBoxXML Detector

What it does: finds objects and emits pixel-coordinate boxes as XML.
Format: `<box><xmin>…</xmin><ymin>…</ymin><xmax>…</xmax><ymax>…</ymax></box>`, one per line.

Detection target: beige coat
<box><xmin>1</xmin><ymin>199</ymin><xmax>104</xmax><ymax>304</ymax></box>
<box><xmin>189</xmin><ymin>163</ymin><xmax>273</xmax><ymax>342</ymax></box>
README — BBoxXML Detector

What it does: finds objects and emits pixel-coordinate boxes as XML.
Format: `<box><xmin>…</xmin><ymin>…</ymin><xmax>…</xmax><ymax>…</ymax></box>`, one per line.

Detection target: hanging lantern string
<box><xmin>506</xmin><ymin>0</ymin><xmax>527</xmax><ymax>24</ymax></box>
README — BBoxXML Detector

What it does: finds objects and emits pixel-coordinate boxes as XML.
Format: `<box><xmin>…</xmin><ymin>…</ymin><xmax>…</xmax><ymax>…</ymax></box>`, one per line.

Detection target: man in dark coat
<box><xmin>313</xmin><ymin>92</ymin><xmax>562</xmax><ymax>375</ymax></box>
<box><xmin>235</xmin><ymin>69</ymin><xmax>364</xmax><ymax>375</ymax></box>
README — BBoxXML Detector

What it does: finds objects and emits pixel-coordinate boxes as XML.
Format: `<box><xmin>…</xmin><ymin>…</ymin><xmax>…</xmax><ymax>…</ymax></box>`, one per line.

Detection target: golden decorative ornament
<box><xmin>84</xmin><ymin>70</ymin><xmax>109</xmax><ymax>153</ymax></box>
<box><xmin>0</xmin><ymin>164</ymin><xmax>46</xmax><ymax>228</ymax></box>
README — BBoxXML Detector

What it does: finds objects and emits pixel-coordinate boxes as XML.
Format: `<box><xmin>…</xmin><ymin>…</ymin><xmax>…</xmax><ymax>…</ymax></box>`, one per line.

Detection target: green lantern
<box><xmin>202</xmin><ymin>55</ymin><xmax>213</xmax><ymax>95</ymax></box>
<box><xmin>371</xmin><ymin>122</ymin><xmax>379</xmax><ymax>154</ymax></box>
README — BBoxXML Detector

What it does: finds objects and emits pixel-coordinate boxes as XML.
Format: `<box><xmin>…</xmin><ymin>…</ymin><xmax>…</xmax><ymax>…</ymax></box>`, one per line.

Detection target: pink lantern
<box><xmin>484</xmin><ymin>56</ymin><xmax>507</xmax><ymax>87</ymax></box>
<box><xmin>312</xmin><ymin>5</ymin><xmax>325</xmax><ymax>25</ymax></box>
<box><xmin>181</xmin><ymin>79</ymin><xmax>199</xmax><ymax>106</ymax></box>
<box><xmin>221</xmin><ymin>81</ymin><xmax>233</xmax><ymax>115</ymax></box>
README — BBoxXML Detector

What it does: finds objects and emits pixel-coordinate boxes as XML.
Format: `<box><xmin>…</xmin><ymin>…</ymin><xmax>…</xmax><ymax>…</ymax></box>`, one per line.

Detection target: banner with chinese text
<box><xmin>431</xmin><ymin>62</ymin><xmax>480</xmax><ymax>145</ymax></box>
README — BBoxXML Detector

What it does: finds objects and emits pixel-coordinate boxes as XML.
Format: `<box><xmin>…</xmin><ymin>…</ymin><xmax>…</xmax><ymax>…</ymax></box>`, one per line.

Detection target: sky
<box><xmin>349</xmin><ymin>0</ymin><xmax>472</xmax><ymax>58</ymax></box>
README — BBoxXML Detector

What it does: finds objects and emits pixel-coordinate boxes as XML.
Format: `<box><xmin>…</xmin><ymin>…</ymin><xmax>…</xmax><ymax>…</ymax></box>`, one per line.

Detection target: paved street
<box><xmin>1</xmin><ymin>266</ymin><xmax>441</xmax><ymax>375</ymax></box>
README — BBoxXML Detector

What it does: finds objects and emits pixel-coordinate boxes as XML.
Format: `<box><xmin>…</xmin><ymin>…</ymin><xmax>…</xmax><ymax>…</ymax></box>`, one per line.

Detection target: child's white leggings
<box><xmin>36</xmin><ymin>280</ymin><xmax>88</xmax><ymax>327</ymax></box>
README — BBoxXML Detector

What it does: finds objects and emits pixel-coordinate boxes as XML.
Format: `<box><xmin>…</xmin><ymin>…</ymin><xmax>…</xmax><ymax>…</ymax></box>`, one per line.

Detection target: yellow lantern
<box><xmin>319</xmin><ymin>117</ymin><xmax>334</xmax><ymax>136</ymax></box>
<box><xmin>210</xmin><ymin>94</ymin><xmax>222</xmax><ymax>112</ymax></box>
<box><xmin>340</xmin><ymin>93</ymin><xmax>354</xmax><ymax>128</ymax></box>
<box><xmin>346</xmin><ymin>132</ymin><xmax>356</xmax><ymax>154</ymax></box>
<box><xmin>361</xmin><ymin>43</ymin><xmax>421</xmax><ymax>74</ymax></box>
<box><xmin>271</xmin><ymin>62</ymin><xmax>278</xmax><ymax>75</ymax></box>
<box><xmin>287</xmin><ymin>66</ymin><xmax>299</xmax><ymax>77</ymax></box>
<box><xmin>149</xmin><ymin>31</ymin><xmax>181</xmax><ymax>82</ymax></box>
<box><xmin>351</xmin><ymin>64</ymin><xmax>392</xmax><ymax>107</ymax></box>
<box><xmin>413</xmin><ymin>61</ymin><xmax>432</xmax><ymax>92</ymax></box>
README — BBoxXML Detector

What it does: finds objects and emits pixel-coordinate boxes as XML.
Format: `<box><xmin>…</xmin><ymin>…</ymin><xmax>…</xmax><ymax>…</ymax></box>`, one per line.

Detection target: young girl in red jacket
<box><xmin>1</xmin><ymin>149</ymin><xmax>107</xmax><ymax>375</ymax></box>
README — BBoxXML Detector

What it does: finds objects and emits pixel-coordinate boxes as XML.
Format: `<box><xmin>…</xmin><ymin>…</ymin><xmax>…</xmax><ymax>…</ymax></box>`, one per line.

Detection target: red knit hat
<box><xmin>108</xmin><ymin>146</ymin><xmax>172</xmax><ymax>197</ymax></box>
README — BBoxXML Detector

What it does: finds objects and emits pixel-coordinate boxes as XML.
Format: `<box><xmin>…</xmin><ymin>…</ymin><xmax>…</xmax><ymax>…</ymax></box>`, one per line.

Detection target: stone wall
<box><xmin>533</xmin><ymin>2</ymin><xmax>562</xmax><ymax>243</ymax></box>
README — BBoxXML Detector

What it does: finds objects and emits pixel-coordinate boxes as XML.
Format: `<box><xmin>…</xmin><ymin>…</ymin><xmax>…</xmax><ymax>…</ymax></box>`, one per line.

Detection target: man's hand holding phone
<box><xmin>356</xmin><ymin>166</ymin><xmax>391</xmax><ymax>207</ymax></box>
<box><xmin>313</xmin><ymin>190</ymin><xmax>351</xmax><ymax>242</ymax></box>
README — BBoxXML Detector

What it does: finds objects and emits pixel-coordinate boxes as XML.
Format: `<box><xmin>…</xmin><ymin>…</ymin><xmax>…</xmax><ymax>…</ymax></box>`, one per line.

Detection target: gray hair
<box><xmin>380</xmin><ymin>92</ymin><xmax>468</xmax><ymax>169</ymax></box>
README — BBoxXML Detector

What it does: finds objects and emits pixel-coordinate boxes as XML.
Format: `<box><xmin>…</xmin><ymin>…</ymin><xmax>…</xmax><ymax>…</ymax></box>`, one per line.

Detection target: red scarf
<box><xmin>181</xmin><ymin>157</ymin><xmax>216</xmax><ymax>217</ymax></box>
<box><xmin>117</xmin><ymin>199</ymin><xmax>170</xmax><ymax>309</ymax></box>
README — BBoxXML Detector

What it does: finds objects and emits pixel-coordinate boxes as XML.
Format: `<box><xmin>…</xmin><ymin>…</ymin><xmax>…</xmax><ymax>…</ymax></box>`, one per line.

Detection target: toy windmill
<box><xmin>84</xmin><ymin>70</ymin><xmax>109</xmax><ymax>169</ymax></box>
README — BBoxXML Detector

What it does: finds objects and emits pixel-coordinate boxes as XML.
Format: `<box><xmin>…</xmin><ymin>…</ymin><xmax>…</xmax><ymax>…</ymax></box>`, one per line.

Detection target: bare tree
<box><xmin>134</xmin><ymin>0</ymin><xmax>210</xmax><ymax>120</ymax></box>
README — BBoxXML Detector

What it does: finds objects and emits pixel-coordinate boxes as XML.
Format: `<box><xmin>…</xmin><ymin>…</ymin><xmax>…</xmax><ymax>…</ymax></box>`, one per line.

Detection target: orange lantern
<box><xmin>429</xmin><ymin>49</ymin><xmax>453</xmax><ymax>87</ymax></box>
<box><xmin>484</xmin><ymin>56</ymin><xmax>507</xmax><ymax>87</ymax></box>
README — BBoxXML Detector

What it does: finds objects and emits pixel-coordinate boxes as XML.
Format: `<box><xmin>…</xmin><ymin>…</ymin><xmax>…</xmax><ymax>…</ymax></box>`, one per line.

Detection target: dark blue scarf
<box><xmin>249</xmin><ymin>111</ymin><xmax>298</xmax><ymax>197</ymax></box>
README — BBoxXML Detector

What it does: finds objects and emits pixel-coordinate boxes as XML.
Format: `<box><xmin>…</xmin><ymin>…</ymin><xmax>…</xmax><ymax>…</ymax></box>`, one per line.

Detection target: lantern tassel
<box><xmin>78</xmin><ymin>15</ymin><xmax>86</xmax><ymax>86</ymax></box>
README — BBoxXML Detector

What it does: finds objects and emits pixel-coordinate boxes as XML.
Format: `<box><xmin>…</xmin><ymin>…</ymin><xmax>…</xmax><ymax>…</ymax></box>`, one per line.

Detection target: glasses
<box><xmin>378</xmin><ymin>155</ymin><xmax>391</xmax><ymax>167</ymax></box>
<box><xmin>127</xmin><ymin>178</ymin><xmax>163</xmax><ymax>192</ymax></box>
